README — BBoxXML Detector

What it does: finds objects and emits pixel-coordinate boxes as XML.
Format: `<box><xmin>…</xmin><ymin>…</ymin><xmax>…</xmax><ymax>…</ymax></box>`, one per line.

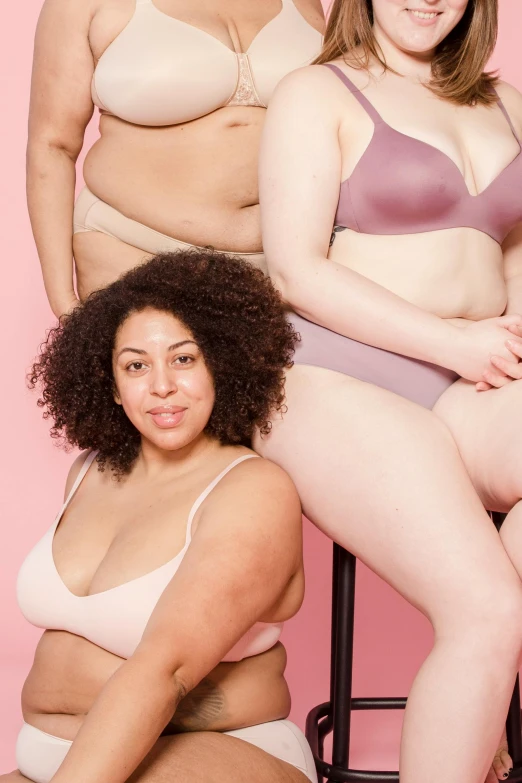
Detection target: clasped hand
<box><xmin>449</xmin><ymin>314</ymin><xmax>522</xmax><ymax>391</ymax></box>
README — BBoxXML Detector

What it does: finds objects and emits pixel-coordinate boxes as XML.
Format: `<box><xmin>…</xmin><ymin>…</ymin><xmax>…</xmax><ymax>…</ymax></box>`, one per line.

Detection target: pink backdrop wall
<box><xmin>1</xmin><ymin>0</ymin><xmax>521</xmax><ymax>771</ymax></box>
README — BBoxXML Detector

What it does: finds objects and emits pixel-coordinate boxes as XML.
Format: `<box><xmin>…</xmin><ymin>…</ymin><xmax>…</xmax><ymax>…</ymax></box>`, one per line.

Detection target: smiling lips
<box><xmin>148</xmin><ymin>405</ymin><xmax>187</xmax><ymax>428</ymax></box>
<box><xmin>407</xmin><ymin>8</ymin><xmax>442</xmax><ymax>23</ymax></box>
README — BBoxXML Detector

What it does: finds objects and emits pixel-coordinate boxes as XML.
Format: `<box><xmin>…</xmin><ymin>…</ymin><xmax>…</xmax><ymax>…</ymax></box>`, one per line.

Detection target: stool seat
<box><xmin>306</xmin><ymin>527</ymin><xmax>522</xmax><ymax>782</ymax></box>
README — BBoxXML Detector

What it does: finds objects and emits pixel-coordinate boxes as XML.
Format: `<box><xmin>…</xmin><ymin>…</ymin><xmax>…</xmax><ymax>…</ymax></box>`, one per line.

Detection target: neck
<box><xmin>372</xmin><ymin>24</ymin><xmax>434</xmax><ymax>82</ymax></box>
<box><xmin>137</xmin><ymin>433</ymin><xmax>221</xmax><ymax>479</ymax></box>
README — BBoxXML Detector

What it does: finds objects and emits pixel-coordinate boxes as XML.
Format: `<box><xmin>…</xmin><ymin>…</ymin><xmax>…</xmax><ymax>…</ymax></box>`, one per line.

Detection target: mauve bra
<box><xmin>325</xmin><ymin>63</ymin><xmax>522</xmax><ymax>244</ymax></box>
<box><xmin>290</xmin><ymin>64</ymin><xmax>522</xmax><ymax>409</ymax></box>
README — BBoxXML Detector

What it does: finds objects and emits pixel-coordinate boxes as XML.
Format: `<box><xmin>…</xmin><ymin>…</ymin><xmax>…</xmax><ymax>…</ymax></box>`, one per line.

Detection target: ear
<box><xmin>113</xmin><ymin>383</ymin><xmax>122</xmax><ymax>406</ymax></box>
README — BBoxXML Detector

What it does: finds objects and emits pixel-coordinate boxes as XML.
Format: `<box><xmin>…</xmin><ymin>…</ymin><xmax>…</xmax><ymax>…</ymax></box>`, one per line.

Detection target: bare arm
<box><xmin>27</xmin><ymin>0</ymin><xmax>97</xmax><ymax>318</ymax></box>
<box><xmin>259</xmin><ymin>67</ymin><xmax>522</xmax><ymax>382</ymax></box>
<box><xmin>49</xmin><ymin>459</ymin><xmax>303</xmax><ymax>783</ymax></box>
<box><xmin>504</xmin><ymin>225</ymin><xmax>522</xmax><ymax>316</ymax></box>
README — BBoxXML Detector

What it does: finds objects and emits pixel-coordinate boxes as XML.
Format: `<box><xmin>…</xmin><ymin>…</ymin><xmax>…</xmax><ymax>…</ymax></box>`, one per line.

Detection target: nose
<box><xmin>149</xmin><ymin>364</ymin><xmax>178</xmax><ymax>398</ymax></box>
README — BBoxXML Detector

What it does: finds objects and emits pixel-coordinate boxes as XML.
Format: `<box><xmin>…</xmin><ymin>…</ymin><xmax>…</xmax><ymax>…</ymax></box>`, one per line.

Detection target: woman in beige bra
<box><xmin>257</xmin><ymin>0</ymin><xmax>522</xmax><ymax>781</ymax></box>
<box><xmin>27</xmin><ymin>0</ymin><xmax>323</xmax><ymax>318</ymax></box>
<box><xmin>1</xmin><ymin>250</ymin><xmax>316</xmax><ymax>783</ymax></box>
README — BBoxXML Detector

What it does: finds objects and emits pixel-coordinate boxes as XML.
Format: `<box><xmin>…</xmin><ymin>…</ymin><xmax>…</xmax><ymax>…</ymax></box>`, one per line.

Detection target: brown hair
<box><xmin>315</xmin><ymin>0</ymin><xmax>499</xmax><ymax>105</ymax></box>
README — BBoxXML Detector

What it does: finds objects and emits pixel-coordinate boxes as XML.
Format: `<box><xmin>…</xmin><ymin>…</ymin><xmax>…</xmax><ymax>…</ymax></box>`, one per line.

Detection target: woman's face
<box><xmin>112</xmin><ymin>308</ymin><xmax>215</xmax><ymax>452</ymax></box>
<box><xmin>371</xmin><ymin>0</ymin><xmax>469</xmax><ymax>56</ymax></box>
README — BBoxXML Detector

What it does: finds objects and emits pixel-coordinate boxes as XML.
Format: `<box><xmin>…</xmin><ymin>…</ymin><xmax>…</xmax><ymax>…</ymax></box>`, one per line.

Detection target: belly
<box><xmin>83</xmin><ymin>108</ymin><xmax>265</xmax><ymax>253</ymax></box>
<box><xmin>22</xmin><ymin>631</ymin><xmax>290</xmax><ymax>740</ymax></box>
<box><xmin>329</xmin><ymin>227</ymin><xmax>507</xmax><ymax>320</ymax></box>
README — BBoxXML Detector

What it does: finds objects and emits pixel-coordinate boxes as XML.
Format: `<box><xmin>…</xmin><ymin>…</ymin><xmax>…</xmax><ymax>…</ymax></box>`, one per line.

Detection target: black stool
<box><xmin>306</xmin><ymin>513</ymin><xmax>522</xmax><ymax>782</ymax></box>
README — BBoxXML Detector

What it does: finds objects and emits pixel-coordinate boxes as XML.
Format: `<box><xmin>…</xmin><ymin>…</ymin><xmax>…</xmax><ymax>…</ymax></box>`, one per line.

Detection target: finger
<box><xmin>482</xmin><ymin>369</ymin><xmax>513</xmax><ymax>388</ymax></box>
<box><xmin>498</xmin><ymin>313</ymin><xmax>522</xmax><ymax>327</ymax></box>
<box><xmin>476</xmin><ymin>381</ymin><xmax>494</xmax><ymax>391</ymax></box>
<box><xmin>491</xmin><ymin>355</ymin><xmax>522</xmax><ymax>380</ymax></box>
<box><xmin>506</xmin><ymin>324</ymin><xmax>522</xmax><ymax>337</ymax></box>
<box><xmin>506</xmin><ymin>339</ymin><xmax>522</xmax><ymax>358</ymax></box>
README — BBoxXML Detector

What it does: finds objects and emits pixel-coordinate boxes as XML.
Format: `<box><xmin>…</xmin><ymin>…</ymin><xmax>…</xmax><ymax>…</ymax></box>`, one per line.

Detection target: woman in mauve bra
<box><xmin>0</xmin><ymin>250</ymin><xmax>317</xmax><ymax>783</ymax></box>
<box><xmin>256</xmin><ymin>0</ymin><xmax>522</xmax><ymax>781</ymax></box>
<box><xmin>27</xmin><ymin>0</ymin><xmax>323</xmax><ymax>318</ymax></box>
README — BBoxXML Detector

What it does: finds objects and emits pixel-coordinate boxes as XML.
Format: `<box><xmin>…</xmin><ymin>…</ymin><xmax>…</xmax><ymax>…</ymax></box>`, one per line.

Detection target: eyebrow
<box><xmin>116</xmin><ymin>340</ymin><xmax>198</xmax><ymax>359</ymax></box>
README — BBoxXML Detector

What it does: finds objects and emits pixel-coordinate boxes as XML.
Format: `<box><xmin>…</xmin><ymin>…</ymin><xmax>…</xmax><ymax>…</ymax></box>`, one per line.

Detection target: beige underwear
<box><xmin>73</xmin><ymin>186</ymin><xmax>267</xmax><ymax>272</ymax></box>
<box><xmin>16</xmin><ymin>720</ymin><xmax>317</xmax><ymax>782</ymax></box>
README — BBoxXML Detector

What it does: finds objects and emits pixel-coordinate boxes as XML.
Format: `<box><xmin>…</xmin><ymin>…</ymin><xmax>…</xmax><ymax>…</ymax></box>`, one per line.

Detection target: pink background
<box><xmin>1</xmin><ymin>0</ymin><xmax>521</xmax><ymax>772</ymax></box>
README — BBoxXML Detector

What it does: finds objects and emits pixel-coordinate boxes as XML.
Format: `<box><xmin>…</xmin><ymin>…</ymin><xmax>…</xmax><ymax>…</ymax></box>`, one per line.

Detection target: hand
<box><xmin>445</xmin><ymin>314</ymin><xmax>522</xmax><ymax>388</ymax></box>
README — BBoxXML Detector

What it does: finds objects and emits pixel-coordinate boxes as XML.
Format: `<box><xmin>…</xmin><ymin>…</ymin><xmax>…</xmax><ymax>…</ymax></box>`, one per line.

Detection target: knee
<box><xmin>435</xmin><ymin>582</ymin><xmax>522</xmax><ymax>660</ymax></box>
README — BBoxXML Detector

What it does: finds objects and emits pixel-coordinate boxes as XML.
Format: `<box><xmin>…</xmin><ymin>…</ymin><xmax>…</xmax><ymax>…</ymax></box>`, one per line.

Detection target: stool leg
<box><xmin>330</xmin><ymin>544</ymin><xmax>356</xmax><ymax>775</ymax></box>
<box><xmin>506</xmin><ymin>677</ymin><xmax>522</xmax><ymax>765</ymax></box>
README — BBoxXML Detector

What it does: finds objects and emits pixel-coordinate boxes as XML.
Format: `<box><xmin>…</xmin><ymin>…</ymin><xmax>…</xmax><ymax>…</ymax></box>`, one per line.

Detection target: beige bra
<box><xmin>91</xmin><ymin>0</ymin><xmax>323</xmax><ymax>126</ymax></box>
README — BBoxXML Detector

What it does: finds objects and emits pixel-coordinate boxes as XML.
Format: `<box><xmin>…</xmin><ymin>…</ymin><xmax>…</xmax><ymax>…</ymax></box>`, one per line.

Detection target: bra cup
<box><xmin>93</xmin><ymin>9</ymin><xmax>238</xmax><ymax>126</ymax></box>
<box><xmin>247</xmin><ymin>6</ymin><xmax>322</xmax><ymax>105</ymax></box>
<box><xmin>345</xmin><ymin>127</ymin><xmax>465</xmax><ymax>236</ymax></box>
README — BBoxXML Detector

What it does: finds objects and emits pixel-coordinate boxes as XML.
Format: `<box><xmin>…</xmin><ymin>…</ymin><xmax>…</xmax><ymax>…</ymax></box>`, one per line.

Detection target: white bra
<box><xmin>91</xmin><ymin>0</ymin><xmax>323</xmax><ymax>125</ymax></box>
<box><xmin>17</xmin><ymin>451</ymin><xmax>283</xmax><ymax>660</ymax></box>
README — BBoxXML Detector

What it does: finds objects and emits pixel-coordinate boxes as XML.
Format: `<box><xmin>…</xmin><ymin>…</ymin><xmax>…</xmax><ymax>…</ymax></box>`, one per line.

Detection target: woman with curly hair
<box><xmin>1</xmin><ymin>249</ymin><xmax>316</xmax><ymax>783</ymax></box>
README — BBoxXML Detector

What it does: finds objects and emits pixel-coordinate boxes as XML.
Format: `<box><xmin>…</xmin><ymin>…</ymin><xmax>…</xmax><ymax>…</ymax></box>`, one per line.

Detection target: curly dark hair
<box><xmin>29</xmin><ymin>250</ymin><xmax>298</xmax><ymax>476</ymax></box>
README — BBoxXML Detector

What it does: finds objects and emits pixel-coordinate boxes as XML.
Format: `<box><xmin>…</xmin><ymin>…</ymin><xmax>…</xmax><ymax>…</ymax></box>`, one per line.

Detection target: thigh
<box><xmin>127</xmin><ymin>731</ymin><xmax>310</xmax><ymax>783</ymax></box>
<box><xmin>433</xmin><ymin>378</ymin><xmax>522</xmax><ymax>511</ymax></box>
<box><xmin>73</xmin><ymin>231</ymin><xmax>152</xmax><ymax>300</ymax></box>
<box><xmin>255</xmin><ymin>365</ymin><xmax>522</xmax><ymax>625</ymax></box>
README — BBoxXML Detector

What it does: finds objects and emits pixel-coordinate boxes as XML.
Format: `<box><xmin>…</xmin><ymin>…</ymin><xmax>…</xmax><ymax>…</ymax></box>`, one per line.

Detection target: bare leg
<box><xmin>436</xmin><ymin>380</ymin><xmax>522</xmax><ymax>780</ymax></box>
<box><xmin>0</xmin><ymin>732</ymin><xmax>310</xmax><ymax>783</ymax></box>
<box><xmin>73</xmin><ymin>231</ymin><xmax>152</xmax><ymax>301</ymax></box>
<box><xmin>127</xmin><ymin>731</ymin><xmax>310</xmax><ymax>783</ymax></box>
<box><xmin>254</xmin><ymin>365</ymin><xmax>522</xmax><ymax>783</ymax></box>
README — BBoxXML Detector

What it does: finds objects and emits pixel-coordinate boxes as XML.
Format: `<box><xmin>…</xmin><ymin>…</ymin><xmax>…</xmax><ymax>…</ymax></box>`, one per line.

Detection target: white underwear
<box><xmin>16</xmin><ymin>720</ymin><xmax>317</xmax><ymax>783</ymax></box>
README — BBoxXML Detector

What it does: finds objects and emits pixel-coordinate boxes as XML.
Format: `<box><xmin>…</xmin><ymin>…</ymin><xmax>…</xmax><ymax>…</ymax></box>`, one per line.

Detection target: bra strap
<box><xmin>324</xmin><ymin>64</ymin><xmax>383</xmax><ymax>124</ymax></box>
<box><xmin>184</xmin><ymin>454</ymin><xmax>260</xmax><ymax>545</ymax></box>
<box><xmin>63</xmin><ymin>450</ymin><xmax>98</xmax><ymax>508</ymax></box>
<box><xmin>494</xmin><ymin>92</ymin><xmax>522</xmax><ymax>145</ymax></box>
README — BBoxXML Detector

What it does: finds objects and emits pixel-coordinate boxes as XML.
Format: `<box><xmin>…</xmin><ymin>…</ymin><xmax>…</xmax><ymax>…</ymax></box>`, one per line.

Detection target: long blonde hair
<box><xmin>315</xmin><ymin>0</ymin><xmax>499</xmax><ymax>105</ymax></box>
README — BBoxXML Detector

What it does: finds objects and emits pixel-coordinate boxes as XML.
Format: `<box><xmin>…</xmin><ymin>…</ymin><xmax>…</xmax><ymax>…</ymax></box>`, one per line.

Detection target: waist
<box><xmin>83</xmin><ymin>112</ymin><xmax>263</xmax><ymax>248</ymax></box>
<box><xmin>328</xmin><ymin>227</ymin><xmax>507</xmax><ymax>320</ymax></box>
<box><xmin>22</xmin><ymin>631</ymin><xmax>289</xmax><ymax>736</ymax></box>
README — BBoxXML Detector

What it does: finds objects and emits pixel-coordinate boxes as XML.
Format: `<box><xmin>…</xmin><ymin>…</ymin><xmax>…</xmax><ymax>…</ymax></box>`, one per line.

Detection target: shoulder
<box><xmin>495</xmin><ymin>80</ymin><xmax>522</xmax><ymax>132</ymax></box>
<box><xmin>213</xmin><ymin>453</ymin><xmax>300</xmax><ymax>509</ymax></box>
<box><xmin>268</xmin><ymin>62</ymin><xmax>350</xmax><ymax>130</ymax></box>
<box><xmin>37</xmin><ymin>0</ymin><xmax>100</xmax><ymax>25</ymax></box>
<box><xmin>63</xmin><ymin>450</ymin><xmax>96</xmax><ymax>501</ymax></box>
<box><xmin>293</xmin><ymin>0</ymin><xmax>326</xmax><ymax>30</ymax></box>
<box><xmin>199</xmin><ymin>453</ymin><xmax>302</xmax><ymax>540</ymax></box>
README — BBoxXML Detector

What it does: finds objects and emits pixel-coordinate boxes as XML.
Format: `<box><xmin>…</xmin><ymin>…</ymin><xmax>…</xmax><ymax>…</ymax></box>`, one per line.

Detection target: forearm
<box><xmin>26</xmin><ymin>142</ymin><xmax>78</xmax><ymax>317</ymax></box>
<box><xmin>275</xmin><ymin>255</ymin><xmax>456</xmax><ymax>369</ymax></box>
<box><xmin>50</xmin><ymin>654</ymin><xmax>183</xmax><ymax>783</ymax></box>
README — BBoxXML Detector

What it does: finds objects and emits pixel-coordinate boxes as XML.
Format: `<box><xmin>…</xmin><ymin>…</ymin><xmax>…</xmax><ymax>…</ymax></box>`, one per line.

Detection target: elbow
<box><xmin>267</xmin><ymin>261</ymin><xmax>313</xmax><ymax>318</ymax></box>
<box><xmin>126</xmin><ymin>649</ymin><xmax>189</xmax><ymax>716</ymax></box>
<box><xmin>27</xmin><ymin>136</ymin><xmax>82</xmax><ymax>168</ymax></box>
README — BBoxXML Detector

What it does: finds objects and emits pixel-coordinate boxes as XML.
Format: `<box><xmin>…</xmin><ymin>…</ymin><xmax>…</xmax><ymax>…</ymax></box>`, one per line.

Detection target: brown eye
<box><xmin>127</xmin><ymin>361</ymin><xmax>146</xmax><ymax>372</ymax></box>
<box><xmin>174</xmin><ymin>355</ymin><xmax>194</xmax><ymax>365</ymax></box>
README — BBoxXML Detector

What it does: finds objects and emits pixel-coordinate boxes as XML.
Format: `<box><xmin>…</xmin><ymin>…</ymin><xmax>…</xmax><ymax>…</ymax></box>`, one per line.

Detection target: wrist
<box><xmin>424</xmin><ymin>319</ymin><xmax>460</xmax><ymax>370</ymax></box>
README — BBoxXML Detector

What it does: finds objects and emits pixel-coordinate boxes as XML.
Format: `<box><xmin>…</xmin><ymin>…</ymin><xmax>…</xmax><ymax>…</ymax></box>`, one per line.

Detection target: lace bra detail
<box><xmin>226</xmin><ymin>53</ymin><xmax>264</xmax><ymax>108</ymax></box>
